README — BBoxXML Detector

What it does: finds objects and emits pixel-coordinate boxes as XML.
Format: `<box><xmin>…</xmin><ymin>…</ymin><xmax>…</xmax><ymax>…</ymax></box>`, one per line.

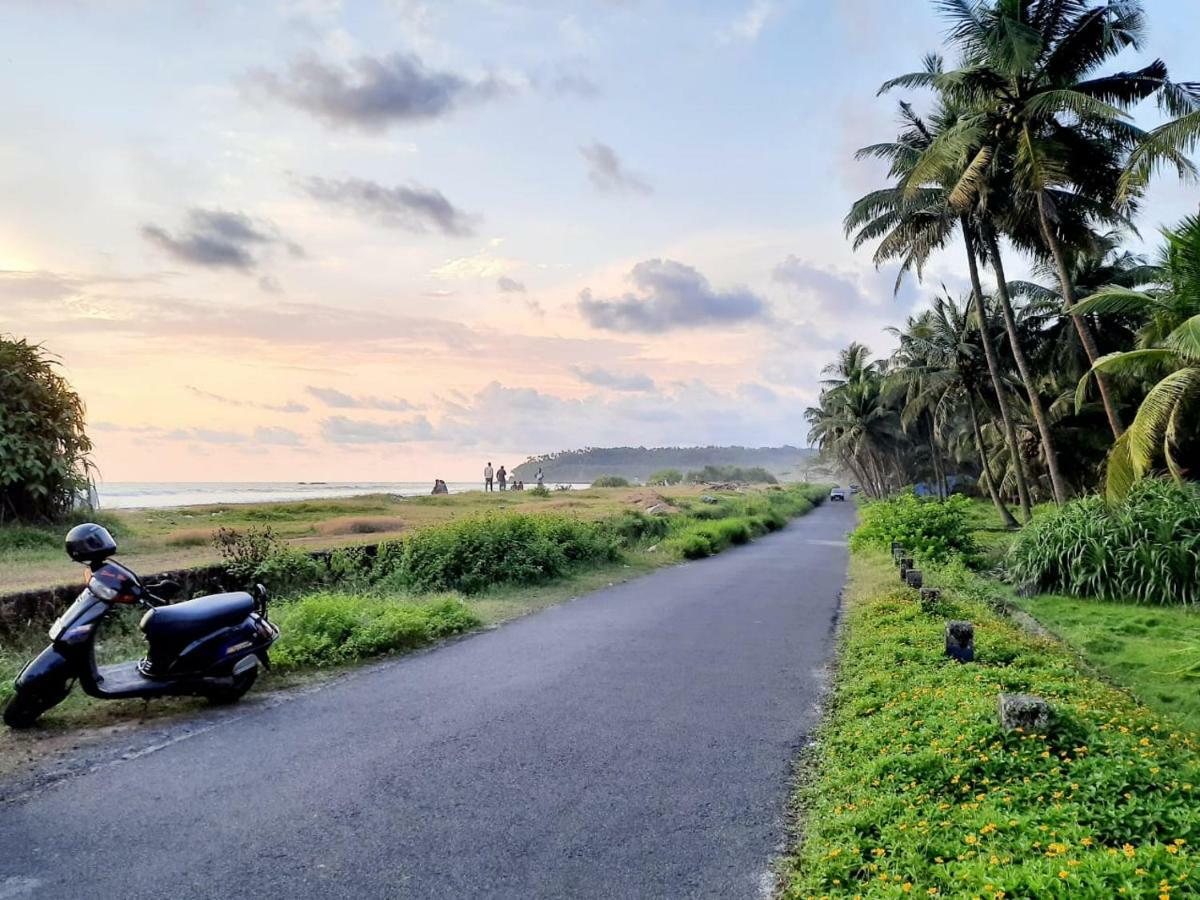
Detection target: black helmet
<box><xmin>65</xmin><ymin>523</ymin><xmax>118</xmax><ymax>564</ymax></box>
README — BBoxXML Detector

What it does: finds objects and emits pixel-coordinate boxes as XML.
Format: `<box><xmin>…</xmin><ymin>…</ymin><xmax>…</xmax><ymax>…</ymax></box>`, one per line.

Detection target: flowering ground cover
<box><xmin>782</xmin><ymin>552</ymin><xmax>1199</xmax><ymax>899</ymax></box>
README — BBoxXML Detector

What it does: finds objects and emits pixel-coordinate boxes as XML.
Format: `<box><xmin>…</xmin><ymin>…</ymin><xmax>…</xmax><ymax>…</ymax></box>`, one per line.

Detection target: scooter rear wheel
<box><xmin>205</xmin><ymin>666</ymin><xmax>258</xmax><ymax>705</ymax></box>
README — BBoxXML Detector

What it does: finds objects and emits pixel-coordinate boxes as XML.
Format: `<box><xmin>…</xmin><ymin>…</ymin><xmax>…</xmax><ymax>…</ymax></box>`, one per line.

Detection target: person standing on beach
<box><xmin>484</xmin><ymin>462</ymin><xmax>494</xmax><ymax>492</ymax></box>
<box><xmin>497</xmin><ymin>465</ymin><xmax>507</xmax><ymax>491</ymax></box>
<box><xmin>536</xmin><ymin>467</ymin><xmax>544</xmax><ymax>487</ymax></box>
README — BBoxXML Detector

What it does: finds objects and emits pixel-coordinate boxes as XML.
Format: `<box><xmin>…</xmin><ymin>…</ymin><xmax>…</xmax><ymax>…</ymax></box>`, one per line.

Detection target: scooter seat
<box><xmin>141</xmin><ymin>592</ymin><xmax>255</xmax><ymax>642</ymax></box>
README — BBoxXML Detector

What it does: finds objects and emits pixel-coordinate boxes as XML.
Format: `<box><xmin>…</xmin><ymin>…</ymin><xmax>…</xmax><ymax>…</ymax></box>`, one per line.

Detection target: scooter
<box><xmin>4</xmin><ymin>523</ymin><xmax>279</xmax><ymax>728</ymax></box>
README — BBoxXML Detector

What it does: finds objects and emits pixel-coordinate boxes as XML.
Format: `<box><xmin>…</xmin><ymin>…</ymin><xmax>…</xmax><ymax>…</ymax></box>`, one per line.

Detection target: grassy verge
<box><xmin>1012</xmin><ymin>594</ymin><xmax>1200</xmax><ymax>733</ymax></box>
<box><xmin>783</xmin><ymin>551</ymin><xmax>1199</xmax><ymax>898</ymax></box>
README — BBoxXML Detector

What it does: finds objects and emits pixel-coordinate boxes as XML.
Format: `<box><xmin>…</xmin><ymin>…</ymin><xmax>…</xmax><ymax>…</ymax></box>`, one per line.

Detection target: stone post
<box><xmin>944</xmin><ymin>620</ymin><xmax>974</xmax><ymax>662</ymax></box>
<box><xmin>998</xmin><ymin>694</ymin><xmax>1052</xmax><ymax>732</ymax></box>
<box><xmin>906</xmin><ymin>569</ymin><xmax>923</xmax><ymax>589</ymax></box>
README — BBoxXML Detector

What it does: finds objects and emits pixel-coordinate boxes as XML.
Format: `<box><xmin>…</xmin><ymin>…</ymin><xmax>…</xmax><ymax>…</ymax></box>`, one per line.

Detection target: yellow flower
<box><xmin>873</xmin><ymin>848</ymin><xmax>886</xmax><ymax>858</ymax></box>
<box><xmin>965</xmin><ymin>834</ymin><xmax>978</xmax><ymax>845</ymax></box>
<box><xmin>902</xmin><ymin>885</ymin><xmax>912</xmax><ymax>894</ymax></box>
<box><xmin>1124</xmin><ymin>844</ymin><xmax>1137</xmax><ymax>858</ymax></box>
<box><xmin>1081</xmin><ymin>837</ymin><xmax>1093</xmax><ymax>847</ymax></box>
<box><xmin>1059</xmin><ymin>871</ymin><xmax>1070</xmax><ymax>879</ymax></box>
<box><xmin>1167</xmin><ymin>845</ymin><xmax>1179</xmax><ymax>855</ymax></box>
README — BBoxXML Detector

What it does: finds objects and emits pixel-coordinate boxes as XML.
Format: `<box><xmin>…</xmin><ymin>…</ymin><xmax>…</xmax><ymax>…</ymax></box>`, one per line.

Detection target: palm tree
<box><xmin>1074</xmin><ymin>215</ymin><xmax>1200</xmax><ymax>496</ymax></box>
<box><xmin>846</xmin><ymin>95</ymin><xmax>1036</xmax><ymax>519</ymax></box>
<box><xmin>893</xmin><ymin>0</ymin><xmax>1192</xmax><ymax>445</ymax></box>
<box><xmin>887</xmin><ymin>295</ymin><xmax>1020</xmax><ymax>526</ymax></box>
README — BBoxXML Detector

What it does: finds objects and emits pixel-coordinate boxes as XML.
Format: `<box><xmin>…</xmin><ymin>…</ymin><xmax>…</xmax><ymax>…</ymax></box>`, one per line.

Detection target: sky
<box><xmin>3</xmin><ymin>0</ymin><xmax>1198</xmax><ymax>483</ymax></box>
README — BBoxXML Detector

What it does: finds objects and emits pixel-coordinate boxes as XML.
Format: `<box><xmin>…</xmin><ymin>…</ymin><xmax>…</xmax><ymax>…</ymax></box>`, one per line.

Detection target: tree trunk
<box><xmin>962</xmin><ymin>218</ymin><xmax>1034</xmax><ymax>522</ymax></box>
<box><xmin>1036</xmin><ymin>190</ymin><xmax>1125</xmax><ymax>439</ymax></box>
<box><xmin>982</xmin><ymin>229</ymin><xmax>1069</xmax><ymax>505</ymax></box>
<box><xmin>969</xmin><ymin>396</ymin><xmax>1018</xmax><ymax>528</ymax></box>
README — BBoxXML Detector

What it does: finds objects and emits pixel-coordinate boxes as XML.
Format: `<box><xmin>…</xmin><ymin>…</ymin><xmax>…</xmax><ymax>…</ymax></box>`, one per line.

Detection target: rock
<box><xmin>998</xmin><ymin>693</ymin><xmax>1052</xmax><ymax>732</ymax></box>
<box><xmin>906</xmin><ymin>569</ymin><xmax>923</xmax><ymax>589</ymax></box>
<box><xmin>944</xmin><ymin>620</ymin><xmax>974</xmax><ymax>662</ymax></box>
<box><xmin>700</xmin><ymin>495</ymin><xmax>719</xmax><ymax>504</ymax></box>
<box><xmin>645</xmin><ymin>503</ymin><xmax>670</xmax><ymax>515</ymax></box>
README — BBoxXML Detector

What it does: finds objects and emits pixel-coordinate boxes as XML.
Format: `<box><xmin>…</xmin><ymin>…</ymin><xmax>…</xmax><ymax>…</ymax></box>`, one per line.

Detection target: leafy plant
<box><xmin>849</xmin><ymin>491</ymin><xmax>979</xmax><ymax>565</ymax></box>
<box><xmin>1007</xmin><ymin>479</ymin><xmax>1200</xmax><ymax>605</ymax></box>
<box><xmin>647</xmin><ymin>468</ymin><xmax>684</xmax><ymax>485</ymax></box>
<box><xmin>0</xmin><ymin>336</ymin><xmax>94</xmax><ymax>523</ymax></box>
<box><xmin>212</xmin><ymin>526</ymin><xmax>282</xmax><ymax>579</ymax></box>
<box><xmin>271</xmin><ymin>593</ymin><xmax>480</xmax><ymax>669</ymax></box>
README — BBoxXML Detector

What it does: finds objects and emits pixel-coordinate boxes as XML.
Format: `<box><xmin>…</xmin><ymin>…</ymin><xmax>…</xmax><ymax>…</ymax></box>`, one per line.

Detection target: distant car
<box><xmin>829</xmin><ymin>487</ymin><xmax>848</xmax><ymax>502</ymax></box>
<box><xmin>849</xmin><ymin>484</ymin><xmax>861</xmax><ymax>494</ymax></box>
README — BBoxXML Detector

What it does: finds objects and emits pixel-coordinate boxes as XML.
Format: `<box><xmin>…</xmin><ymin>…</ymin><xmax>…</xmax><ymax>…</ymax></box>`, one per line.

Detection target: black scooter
<box><xmin>4</xmin><ymin>523</ymin><xmax>279</xmax><ymax>728</ymax></box>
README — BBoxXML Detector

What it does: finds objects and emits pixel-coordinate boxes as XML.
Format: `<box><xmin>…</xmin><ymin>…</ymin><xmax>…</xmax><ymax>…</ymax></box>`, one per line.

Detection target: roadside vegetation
<box><xmin>784</xmin><ymin>494</ymin><xmax>1200</xmax><ymax>898</ymax></box>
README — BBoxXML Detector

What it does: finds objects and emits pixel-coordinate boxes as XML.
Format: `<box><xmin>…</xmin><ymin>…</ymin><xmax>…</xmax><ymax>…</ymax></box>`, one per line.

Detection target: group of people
<box><xmin>483</xmin><ymin>462</ymin><xmax>544</xmax><ymax>492</ymax></box>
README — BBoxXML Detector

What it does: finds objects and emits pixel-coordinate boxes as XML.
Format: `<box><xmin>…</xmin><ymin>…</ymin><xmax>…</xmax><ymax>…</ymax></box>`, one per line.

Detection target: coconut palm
<box><xmin>846</xmin><ymin>94</ymin><xmax>1036</xmax><ymax>519</ymax></box>
<box><xmin>1074</xmin><ymin>215</ymin><xmax>1200</xmax><ymax>496</ymax></box>
<box><xmin>886</xmin><ymin>295</ymin><xmax>1020</xmax><ymax>526</ymax></box>
<box><xmin>891</xmin><ymin>0</ymin><xmax>1194</xmax><ymax>445</ymax></box>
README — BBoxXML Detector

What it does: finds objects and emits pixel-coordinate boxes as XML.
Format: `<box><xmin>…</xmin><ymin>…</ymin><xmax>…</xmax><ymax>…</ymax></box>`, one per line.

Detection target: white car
<box><xmin>829</xmin><ymin>487</ymin><xmax>848</xmax><ymax>502</ymax></box>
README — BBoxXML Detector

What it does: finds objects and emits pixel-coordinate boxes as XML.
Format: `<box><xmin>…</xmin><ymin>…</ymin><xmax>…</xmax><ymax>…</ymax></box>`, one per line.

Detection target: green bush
<box><xmin>1007</xmin><ymin>479</ymin><xmax>1200</xmax><ymax>606</ymax></box>
<box><xmin>271</xmin><ymin>593</ymin><xmax>480</xmax><ymax>669</ymax></box>
<box><xmin>784</xmin><ymin>552</ymin><xmax>1200</xmax><ymax>898</ymax></box>
<box><xmin>849</xmin><ymin>491</ymin><xmax>979</xmax><ymax>565</ymax></box>
<box><xmin>528</xmin><ymin>484</ymin><xmax>550</xmax><ymax>497</ymax></box>
<box><xmin>379</xmin><ymin>513</ymin><xmax>619</xmax><ymax>594</ymax></box>
<box><xmin>603</xmin><ymin>510</ymin><xmax>670</xmax><ymax>546</ymax></box>
<box><xmin>591</xmin><ymin>475</ymin><xmax>631</xmax><ymax>488</ymax></box>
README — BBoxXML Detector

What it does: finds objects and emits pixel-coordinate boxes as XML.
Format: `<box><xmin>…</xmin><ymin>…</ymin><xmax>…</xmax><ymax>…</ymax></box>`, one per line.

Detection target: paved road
<box><xmin>0</xmin><ymin>502</ymin><xmax>853</xmax><ymax>900</ymax></box>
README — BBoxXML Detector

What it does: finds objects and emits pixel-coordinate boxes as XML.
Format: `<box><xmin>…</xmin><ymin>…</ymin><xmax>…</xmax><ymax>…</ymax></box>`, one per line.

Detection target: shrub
<box><xmin>382</xmin><ymin>514</ymin><xmax>620</xmax><ymax>594</ymax></box>
<box><xmin>849</xmin><ymin>491</ymin><xmax>979</xmax><ymax>565</ymax></box>
<box><xmin>0</xmin><ymin>336</ymin><xmax>94</xmax><ymax>524</ymax></box>
<box><xmin>528</xmin><ymin>484</ymin><xmax>550</xmax><ymax>497</ymax></box>
<box><xmin>1007</xmin><ymin>478</ymin><xmax>1200</xmax><ymax>605</ymax></box>
<box><xmin>213</xmin><ymin>526</ymin><xmax>281</xmax><ymax>579</ymax></box>
<box><xmin>603</xmin><ymin>510</ymin><xmax>670</xmax><ymax>546</ymax></box>
<box><xmin>250</xmin><ymin>546</ymin><xmax>326</xmax><ymax>598</ymax></box>
<box><xmin>592</xmin><ymin>475</ymin><xmax>631</xmax><ymax>488</ymax></box>
<box><xmin>271</xmin><ymin>593</ymin><xmax>480</xmax><ymax>669</ymax></box>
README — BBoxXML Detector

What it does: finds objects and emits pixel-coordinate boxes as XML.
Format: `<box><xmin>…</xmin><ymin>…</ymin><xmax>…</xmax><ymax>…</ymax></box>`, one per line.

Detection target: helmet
<box><xmin>65</xmin><ymin>523</ymin><xmax>118</xmax><ymax>564</ymax></box>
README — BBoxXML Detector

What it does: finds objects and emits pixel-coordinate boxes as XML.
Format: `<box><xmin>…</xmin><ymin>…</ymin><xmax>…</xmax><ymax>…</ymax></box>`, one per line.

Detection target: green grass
<box><xmin>1014</xmin><ymin>593</ymin><xmax>1200</xmax><ymax>733</ymax></box>
<box><xmin>783</xmin><ymin>551</ymin><xmax>1200</xmax><ymax>899</ymax></box>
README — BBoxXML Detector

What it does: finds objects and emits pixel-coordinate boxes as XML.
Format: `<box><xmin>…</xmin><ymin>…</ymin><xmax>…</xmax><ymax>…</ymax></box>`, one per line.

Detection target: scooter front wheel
<box><xmin>3</xmin><ymin>682</ymin><xmax>71</xmax><ymax>729</ymax></box>
<box><xmin>205</xmin><ymin>666</ymin><xmax>258</xmax><ymax>705</ymax></box>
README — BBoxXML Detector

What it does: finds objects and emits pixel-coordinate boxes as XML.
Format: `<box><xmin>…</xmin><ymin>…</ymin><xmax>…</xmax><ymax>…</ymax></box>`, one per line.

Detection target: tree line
<box><xmin>807</xmin><ymin>0</ymin><xmax>1199</xmax><ymax>518</ymax></box>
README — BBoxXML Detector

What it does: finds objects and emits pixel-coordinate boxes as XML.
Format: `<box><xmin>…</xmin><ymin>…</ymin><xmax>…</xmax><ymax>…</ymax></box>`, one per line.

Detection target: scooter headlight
<box><xmin>88</xmin><ymin>576</ymin><xmax>119</xmax><ymax>600</ymax></box>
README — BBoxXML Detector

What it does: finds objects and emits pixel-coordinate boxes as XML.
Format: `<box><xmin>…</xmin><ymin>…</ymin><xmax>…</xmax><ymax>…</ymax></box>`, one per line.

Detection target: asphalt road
<box><xmin>0</xmin><ymin>501</ymin><xmax>854</xmax><ymax>900</ymax></box>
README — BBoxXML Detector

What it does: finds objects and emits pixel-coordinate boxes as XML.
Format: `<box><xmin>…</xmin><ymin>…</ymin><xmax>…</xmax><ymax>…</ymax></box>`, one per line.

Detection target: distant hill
<box><xmin>512</xmin><ymin>446</ymin><xmax>818</xmax><ymax>484</ymax></box>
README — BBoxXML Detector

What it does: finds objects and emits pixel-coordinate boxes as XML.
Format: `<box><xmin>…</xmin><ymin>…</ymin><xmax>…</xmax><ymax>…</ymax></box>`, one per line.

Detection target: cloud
<box><xmin>319</xmin><ymin>415</ymin><xmax>435</xmax><ymax>443</ymax></box>
<box><xmin>570</xmin><ymin>365</ymin><xmax>655</xmax><ymax>392</ymax></box>
<box><xmin>721</xmin><ymin>0</ymin><xmax>779</xmax><ymax>44</ymax></box>
<box><xmin>580</xmin><ymin>142</ymin><xmax>652</xmax><ymax>195</ymax></box>
<box><xmin>141</xmin><ymin>209</ymin><xmax>303</xmax><ymax>273</ymax></box>
<box><xmin>578</xmin><ymin>259</ymin><xmax>767</xmax><ymax>333</ymax></box>
<box><xmin>496</xmin><ymin>276</ymin><xmax>526</xmax><ymax>293</ymax></box>
<box><xmin>254</xmin><ymin>426</ymin><xmax>305</xmax><ymax>446</ymax></box>
<box><xmin>245</xmin><ymin>52</ymin><xmax>504</xmax><ymax>131</ymax></box>
<box><xmin>306</xmin><ymin>385</ymin><xmax>418</xmax><ymax>411</ymax></box>
<box><xmin>433</xmin><ymin>379</ymin><xmax>807</xmax><ymax>451</ymax></box>
<box><xmin>431</xmin><ymin>250</ymin><xmax>519</xmax><ymax>280</ymax></box>
<box><xmin>771</xmin><ymin>254</ymin><xmax>920</xmax><ymax>315</ymax></box>
<box><xmin>294</xmin><ymin>175</ymin><xmax>477</xmax><ymax>236</ymax></box>
<box><xmin>186</xmin><ymin>386</ymin><xmax>309</xmax><ymax>414</ymax></box>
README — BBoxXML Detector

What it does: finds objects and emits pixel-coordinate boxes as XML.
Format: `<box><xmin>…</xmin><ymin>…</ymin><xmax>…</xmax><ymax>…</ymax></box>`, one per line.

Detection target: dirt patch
<box><xmin>315</xmin><ymin>517</ymin><xmax>408</xmax><ymax>536</ymax></box>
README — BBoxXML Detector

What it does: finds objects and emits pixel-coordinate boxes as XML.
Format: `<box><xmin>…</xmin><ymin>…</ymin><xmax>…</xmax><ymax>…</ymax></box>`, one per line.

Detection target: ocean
<box><xmin>95</xmin><ymin>481</ymin><xmax>582</xmax><ymax>510</ymax></box>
